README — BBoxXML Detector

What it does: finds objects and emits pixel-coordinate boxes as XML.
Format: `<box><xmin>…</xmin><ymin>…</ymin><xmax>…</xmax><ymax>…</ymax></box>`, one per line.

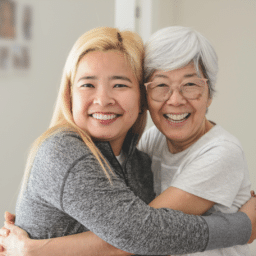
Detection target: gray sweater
<box><xmin>15</xmin><ymin>131</ymin><xmax>251</xmax><ymax>255</ymax></box>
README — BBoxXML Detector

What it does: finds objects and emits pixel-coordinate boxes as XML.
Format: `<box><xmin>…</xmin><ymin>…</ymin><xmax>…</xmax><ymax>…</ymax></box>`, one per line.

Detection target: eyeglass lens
<box><xmin>147</xmin><ymin>78</ymin><xmax>206</xmax><ymax>102</ymax></box>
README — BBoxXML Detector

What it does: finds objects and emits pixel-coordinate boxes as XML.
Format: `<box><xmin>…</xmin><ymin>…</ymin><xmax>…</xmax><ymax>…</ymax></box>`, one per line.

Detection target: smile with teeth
<box><xmin>164</xmin><ymin>113</ymin><xmax>190</xmax><ymax>123</ymax></box>
<box><xmin>91</xmin><ymin>113</ymin><xmax>119</xmax><ymax>120</ymax></box>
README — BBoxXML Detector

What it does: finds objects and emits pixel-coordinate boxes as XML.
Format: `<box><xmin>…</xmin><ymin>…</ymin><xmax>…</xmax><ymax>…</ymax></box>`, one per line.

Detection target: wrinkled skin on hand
<box><xmin>0</xmin><ymin>212</ymin><xmax>29</xmax><ymax>256</ymax></box>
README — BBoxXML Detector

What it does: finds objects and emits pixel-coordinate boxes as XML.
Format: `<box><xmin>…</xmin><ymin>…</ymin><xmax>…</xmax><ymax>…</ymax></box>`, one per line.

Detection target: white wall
<box><xmin>115</xmin><ymin>0</ymin><xmax>136</xmax><ymax>31</ymax></box>
<box><xmin>0</xmin><ymin>0</ymin><xmax>115</xmax><ymax>224</ymax></box>
<box><xmin>149</xmin><ymin>0</ymin><xmax>256</xmax><ymax>253</ymax></box>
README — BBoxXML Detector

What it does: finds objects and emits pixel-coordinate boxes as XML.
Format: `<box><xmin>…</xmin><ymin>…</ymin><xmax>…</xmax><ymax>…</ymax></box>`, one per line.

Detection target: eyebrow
<box><xmin>77</xmin><ymin>75</ymin><xmax>132</xmax><ymax>83</ymax></box>
<box><xmin>153</xmin><ymin>74</ymin><xmax>169</xmax><ymax>79</ymax></box>
<box><xmin>183</xmin><ymin>73</ymin><xmax>198</xmax><ymax>78</ymax></box>
<box><xmin>152</xmin><ymin>72</ymin><xmax>198</xmax><ymax>81</ymax></box>
<box><xmin>111</xmin><ymin>76</ymin><xmax>132</xmax><ymax>83</ymax></box>
<box><xmin>77</xmin><ymin>76</ymin><xmax>97</xmax><ymax>82</ymax></box>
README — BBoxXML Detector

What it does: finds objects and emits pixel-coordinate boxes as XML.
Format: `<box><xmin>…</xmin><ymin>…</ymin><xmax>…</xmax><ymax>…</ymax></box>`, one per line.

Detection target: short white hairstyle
<box><xmin>144</xmin><ymin>26</ymin><xmax>218</xmax><ymax>98</ymax></box>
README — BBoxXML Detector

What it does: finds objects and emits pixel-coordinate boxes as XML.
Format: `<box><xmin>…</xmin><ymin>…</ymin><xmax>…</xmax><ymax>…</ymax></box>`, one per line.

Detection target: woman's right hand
<box><xmin>0</xmin><ymin>212</ymin><xmax>30</xmax><ymax>256</ymax></box>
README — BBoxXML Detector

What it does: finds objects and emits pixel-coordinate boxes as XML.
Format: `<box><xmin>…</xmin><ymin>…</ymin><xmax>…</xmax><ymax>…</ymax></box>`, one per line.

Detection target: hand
<box><xmin>4</xmin><ymin>212</ymin><xmax>15</xmax><ymax>224</ymax></box>
<box><xmin>0</xmin><ymin>211</ymin><xmax>16</xmax><ymax>255</ymax></box>
<box><xmin>239</xmin><ymin>196</ymin><xmax>256</xmax><ymax>244</ymax></box>
<box><xmin>0</xmin><ymin>221</ymin><xmax>29</xmax><ymax>256</ymax></box>
<box><xmin>0</xmin><ymin>226</ymin><xmax>9</xmax><ymax>255</ymax></box>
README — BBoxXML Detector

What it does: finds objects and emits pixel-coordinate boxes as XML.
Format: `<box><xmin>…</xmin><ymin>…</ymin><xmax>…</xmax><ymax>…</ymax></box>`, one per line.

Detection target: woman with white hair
<box><xmin>138</xmin><ymin>26</ymin><xmax>252</xmax><ymax>255</ymax></box>
<box><xmin>0</xmin><ymin>26</ymin><xmax>255</xmax><ymax>256</ymax></box>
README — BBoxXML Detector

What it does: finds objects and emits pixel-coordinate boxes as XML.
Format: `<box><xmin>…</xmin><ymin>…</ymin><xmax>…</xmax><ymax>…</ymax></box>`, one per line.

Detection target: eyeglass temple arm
<box><xmin>144</xmin><ymin>82</ymin><xmax>152</xmax><ymax>90</ymax></box>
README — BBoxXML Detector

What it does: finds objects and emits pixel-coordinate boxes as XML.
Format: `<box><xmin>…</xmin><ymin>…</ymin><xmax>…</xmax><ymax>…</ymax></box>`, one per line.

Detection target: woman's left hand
<box><xmin>0</xmin><ymin>221</ymin><xmax>29</xmax><ymax>256</ymax></box>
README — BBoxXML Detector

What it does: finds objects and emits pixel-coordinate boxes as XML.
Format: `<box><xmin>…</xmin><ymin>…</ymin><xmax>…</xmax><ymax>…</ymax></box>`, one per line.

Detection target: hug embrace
<box><xmin>0</xmin><ymin>26</ymin><xmax>255</xmax><ymax>256</ymax></box>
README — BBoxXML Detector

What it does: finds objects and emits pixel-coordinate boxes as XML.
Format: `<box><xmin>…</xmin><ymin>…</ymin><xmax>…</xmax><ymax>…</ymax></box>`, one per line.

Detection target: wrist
<box><xmin>25</xmin><ymin>238</ymin><xmax>35</xmax><ymax>256</ymax></box>
<box><xmin>26</xmin><ymin>238</ymin><xmax>51</xmax><ymax>256</ymax></box>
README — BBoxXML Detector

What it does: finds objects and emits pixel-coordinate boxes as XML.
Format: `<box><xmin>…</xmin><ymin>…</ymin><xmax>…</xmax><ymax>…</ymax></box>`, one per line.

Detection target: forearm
<box><xmin>26</xmin><ymin>232</ymin><xmax>132</xmax><ymax>256</ymax></box>
<box><xmin>148</xmin><ymin>186</ymin><xmax>251</xmax><ymax>252</ymax></box>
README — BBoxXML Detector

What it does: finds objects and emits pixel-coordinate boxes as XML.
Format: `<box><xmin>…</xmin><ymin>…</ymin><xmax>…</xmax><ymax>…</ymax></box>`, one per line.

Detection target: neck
<box><xmin>109</xmin><ymin>138</ymin><xmax>125</xmax><ymax>156</ymax></box>
<box><xmin>167</xmin><ymin>118</ymin><xmax>213</xmax><ymax>154</ymax></box>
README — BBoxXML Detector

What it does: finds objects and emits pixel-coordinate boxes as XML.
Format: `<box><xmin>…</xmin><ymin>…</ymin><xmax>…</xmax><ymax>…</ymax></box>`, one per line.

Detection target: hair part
<box><xmin>144</xmin><ymin>26</ymin><xmax>218</xmax><ymax>98</ymax></box>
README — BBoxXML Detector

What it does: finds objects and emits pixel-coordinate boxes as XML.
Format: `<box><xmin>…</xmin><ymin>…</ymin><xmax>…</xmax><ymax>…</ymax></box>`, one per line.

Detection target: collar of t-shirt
<box><xmin>116</xmin><ymin>150</ymin><xmax>126</xmax><ymax>166</ymax></box>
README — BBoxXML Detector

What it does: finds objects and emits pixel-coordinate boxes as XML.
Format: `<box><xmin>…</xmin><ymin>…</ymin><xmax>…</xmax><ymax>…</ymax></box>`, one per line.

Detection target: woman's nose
<box><xmin>165</xmin><ymin>89</ymin><xmax>187</xmax><ymax>106</ymax></box>
<box><xmin>93</xmin><ymin>87</ymin><xmax>115</xmax><ymax>106</ymax></box>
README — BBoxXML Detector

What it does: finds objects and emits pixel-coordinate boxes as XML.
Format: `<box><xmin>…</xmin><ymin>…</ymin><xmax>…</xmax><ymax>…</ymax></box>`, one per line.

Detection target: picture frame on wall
<box><xmin>0</xmin><ymin>0</ymin><xmax>32</xmax><ymax>75</ymax></box>
<box><xmin>0</xmin><ymin>0</ymin><xmax>16</xmax><ymax>39</ymax></box>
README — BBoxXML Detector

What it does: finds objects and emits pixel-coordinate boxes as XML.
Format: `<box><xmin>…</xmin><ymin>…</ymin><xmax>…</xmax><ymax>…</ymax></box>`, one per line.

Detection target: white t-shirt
<box><xmin>116</xmin><ymin>150</ymin><xmax>126</xmax><ymax>166</ymax></box>
<box><xmin>138</xmin><ymin>124</ymin><xmax>251</xmax><ymax>255</ymax></box>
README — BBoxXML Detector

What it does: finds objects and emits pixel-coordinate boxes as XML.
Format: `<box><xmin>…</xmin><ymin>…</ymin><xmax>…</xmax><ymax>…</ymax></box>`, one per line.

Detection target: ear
<box><xmin>207</xmin><ymin>97</ymin><xmax>212</xmax><ymax>108</ymax></box>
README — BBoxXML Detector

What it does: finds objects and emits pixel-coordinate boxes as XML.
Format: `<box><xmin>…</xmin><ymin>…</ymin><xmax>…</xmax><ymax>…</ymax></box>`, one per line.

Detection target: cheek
<box><xmin>192</xmin><ymin>100</ymin><xmax>209</xmax><ymax>121</ymax></box>
<box><xmin>73</xmin><ymin>92</ymin><xmax>90</xmax><ymax>110</ymax></box>
<box><xmin>72</xmin><ymin>94</ymin><xmax>90</xmax><ymax>122</ymax></box>
<box><xmin>123</xmin><ymin>93</ymin><xmax>140</xmax><ymax>123</ymax></box>
<box><xmin>71</xmin><ymin>95</ymin><xmax>80</xmax><ymax>117</ymax></box>
<box><xmin>129</xmin><ymin>89</ymin><xmax>140</xmax><ymax>109</ymax></box>
<box><xmin>128</xmin><ymin>95</ymin><xmax>140</xmax><ymax>115</ymax></box>
<box><xmin>148</xmin><ymin>100</ymin><xmax>162</xmax><ymax>118</ymax></box>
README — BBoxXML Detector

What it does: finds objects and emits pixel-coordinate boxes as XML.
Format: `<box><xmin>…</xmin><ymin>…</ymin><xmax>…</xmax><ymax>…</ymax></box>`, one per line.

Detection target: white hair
<box><xmin>144</xmin><ymin>26</ymin><xmax>218</xmax><ymax>97</ymax></box>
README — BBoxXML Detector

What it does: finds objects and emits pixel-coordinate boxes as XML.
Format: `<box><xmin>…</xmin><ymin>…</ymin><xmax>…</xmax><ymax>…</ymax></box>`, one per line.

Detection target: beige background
<box><xmin>0</xmin><ymin>0</ymin><xmax>255</xmax><ymax>254</ymax></box>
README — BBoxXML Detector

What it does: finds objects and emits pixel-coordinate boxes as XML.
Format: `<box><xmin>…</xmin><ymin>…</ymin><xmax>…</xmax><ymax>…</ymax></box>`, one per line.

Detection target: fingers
<box><xmin>250</xmin><ymin>196</ymin><xmax>256</xmax><ymax>206</ymax></box>
<box><xmin>0</xmin><ymin>244</ymin><xmax>6</xmax><ymax>254</ymax></box>
<box><xmin>3</xmin><ymin>221</ymin><xmax>14</xmax><ymax>231</ymax></box>
<box><xmin>4</xmin><ymin>212</ymin><xmax>15</xmax><ymax>224</ymax></box>
<box><xmin>0</xmin><ymin>228</ymin><xmax>9</xmax><ymax>255</ymax></box>
<box><xmin>0</xmin><ymin>227</ymin><xmax>9</xmax><ymax>237</ymax></box>
<box><xmin>0</xmin><ymin>244</ymin><xmax>5</xmax><ymax>251</ymax></box>
<box><xmin>0</xmin><ymin>235</ymin><xmax>6</xmax><ymax>251</ymax></box>
<box><xmin>251</xmin><ymin>190</ymin><xmax>256</xmax><ymax>198</ymax></box>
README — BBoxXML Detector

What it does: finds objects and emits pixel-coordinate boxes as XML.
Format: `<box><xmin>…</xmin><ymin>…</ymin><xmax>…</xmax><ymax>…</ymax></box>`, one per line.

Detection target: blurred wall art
<box><xmin>0</xmin><ymin>0</ymin><xmax>32</xmax><ymax>74</ymax></box>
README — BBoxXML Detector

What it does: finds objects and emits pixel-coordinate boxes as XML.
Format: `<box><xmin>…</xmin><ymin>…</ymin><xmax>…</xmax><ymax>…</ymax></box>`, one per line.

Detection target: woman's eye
<box><xmin>80</xmin><ymin>83</ymin><xmax>94</xmax><ymax>88</ymax></box>
<box><xmin>114</xmin><ymin>84</ymin><xmax>128</xmax><ymax>88</ymax></box>
<box><xmin>185</xmin><ymin>83</ymin><xmax>197</xmax><ymax>87</ymax></box>
<box><xmin>156</xmin><ymin>83</ymin><xmax>168</xmax><ymax>88</ymax></box>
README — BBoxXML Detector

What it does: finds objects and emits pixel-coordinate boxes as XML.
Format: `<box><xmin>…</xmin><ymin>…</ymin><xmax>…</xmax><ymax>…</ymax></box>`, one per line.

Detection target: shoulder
<box><xmin>27</xmin><ymin>131</ymin><xmax>100</xmax><ymax>198</ymax></box>
<box><xmin>31</xmin><ymin>131</ymin><xmax>96</xmax><ymax>180</ymax></box>
<box><xmin>208</xmin><ymin>125</ymin><xmax>242</xmax><ymax>147</ymax></box>
<box><xmin>177</xmin><ymin>125</ymin><xmax>248</xmax><ymax>180</ymax></box>
<box><xmin>138</xmin><ymin>126</ymin><xmax>165</xmax><ymax>157</ymax></box>
<box><xmin>180</xmin><ymin>125</ymin><xmax>248</xmax><ymax>181</ymax></box>
<box><xmin>38</xmin><ymin>131</ymin><xmax>92</xmax><ymax>160</ymax></box>
<box><xmin>192</xmin><ymin>125</ymin><xmax>244</xmax><ymax>157</ymax></box>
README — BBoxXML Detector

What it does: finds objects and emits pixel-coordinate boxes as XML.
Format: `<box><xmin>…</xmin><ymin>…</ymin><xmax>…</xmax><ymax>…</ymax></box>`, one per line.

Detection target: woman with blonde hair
<box><xmin>0</xmin><ymin>27</ymin><xmax>256</xmax><ymax>256</ymax></box>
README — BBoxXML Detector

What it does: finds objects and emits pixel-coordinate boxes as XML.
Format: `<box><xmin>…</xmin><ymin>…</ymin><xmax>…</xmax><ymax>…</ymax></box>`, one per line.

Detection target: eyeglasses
<box><xmin>145</xmin><ymin>77</ymin><xmax>208</xmax><ymax>102</ymax></box>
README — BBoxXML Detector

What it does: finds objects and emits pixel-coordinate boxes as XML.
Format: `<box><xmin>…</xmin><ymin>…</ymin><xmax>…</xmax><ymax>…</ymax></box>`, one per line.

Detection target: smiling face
<box><xmin>147</xmin><ymin>62</ymin><xmax>213</xmax><ymax>153</ymax></box>
<box><xmin>72</xmin><ymin>50</ymin><xmax>140</xmax><ymax>155</ymax></box>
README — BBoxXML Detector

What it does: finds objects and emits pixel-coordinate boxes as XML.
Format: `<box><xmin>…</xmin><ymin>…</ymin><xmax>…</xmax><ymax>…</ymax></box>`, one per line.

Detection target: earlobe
<box><xmin>207</xmin><ymin>98</ymin><xmax>212</xmax><ymax>108</ymax></box>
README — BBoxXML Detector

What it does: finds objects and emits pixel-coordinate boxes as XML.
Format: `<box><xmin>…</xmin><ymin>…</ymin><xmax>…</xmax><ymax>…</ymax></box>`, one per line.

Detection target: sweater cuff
<box><xmin>202</xmin><ymin>211</ymin><xmax>251</xmax><ymax>251</ymax></box>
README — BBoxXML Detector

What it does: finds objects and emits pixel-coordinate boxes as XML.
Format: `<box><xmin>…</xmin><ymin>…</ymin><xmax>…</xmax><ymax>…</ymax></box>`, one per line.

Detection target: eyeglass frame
<box><xmin>144</xmin><ymin>77</ymin><xmax>209</xmax><ymax>102</ymax></box>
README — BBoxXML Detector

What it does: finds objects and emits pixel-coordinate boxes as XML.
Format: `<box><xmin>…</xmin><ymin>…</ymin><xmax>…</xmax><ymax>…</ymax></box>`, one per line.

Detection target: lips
<box><xmin>164</xmin><ymin>113</ymin><xmax>190</xmax><ymax>123</ymax></box>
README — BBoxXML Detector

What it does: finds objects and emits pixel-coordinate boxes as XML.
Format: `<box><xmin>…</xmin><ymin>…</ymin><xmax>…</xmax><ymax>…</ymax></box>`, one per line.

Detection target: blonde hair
<box><xmin>21</xmin><ymin>27</ymin><xmax>146</xmax><ymax>192</ymax></box>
